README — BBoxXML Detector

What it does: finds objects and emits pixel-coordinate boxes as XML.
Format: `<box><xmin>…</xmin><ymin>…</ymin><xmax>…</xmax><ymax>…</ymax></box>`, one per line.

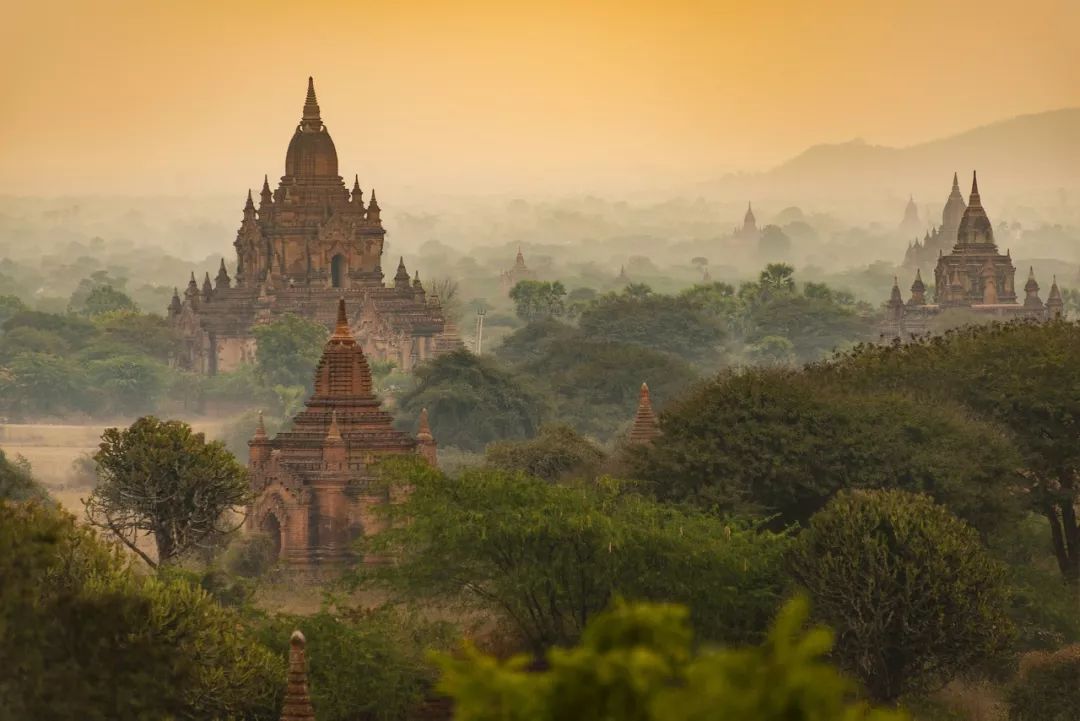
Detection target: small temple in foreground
<box><xmin>169</xmin><ymin>77</ymin><xmax>461</xmax><ymax>375</ymax></box>
<box><xmin>883</xmin><ymin>172</ymin><xmax>1062</xmax><ymax>339</ymax></box>
<box><xmin>247</xmin><ymin>299</ymin><xmax>436</xmax><ymax>573</ymax></box>
<box><xmin>628</xmin><ymin>382</ymin><xmax>660</xmax><ymax>445</ymax></box>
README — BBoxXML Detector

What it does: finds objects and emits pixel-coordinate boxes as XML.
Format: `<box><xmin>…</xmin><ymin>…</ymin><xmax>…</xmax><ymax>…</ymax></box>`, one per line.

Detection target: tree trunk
<box><xmin>1046</xmin><ymin>503</ymin><xmax>1080</xmax><ymax>584</ymax></box>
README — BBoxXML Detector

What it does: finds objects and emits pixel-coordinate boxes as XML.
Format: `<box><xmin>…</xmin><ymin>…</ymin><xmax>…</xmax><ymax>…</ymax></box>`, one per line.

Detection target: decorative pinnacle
<box><xmin>254</xmin><ymin>410</ymin><xmax>267</xmax><ymax>440</ymax></box>
<box><xmin>952</xmin><ymin>171</ymin><xmax>960</xmax><ymax>191</ymax></box>
<box><xmin>330</xmin><ymin>297</ymin><xmax>352</xmax><ymax>340</ymax></box>
<box><xmin>281</xmin><ymin>630</ymin><xmax>316</xmax><ymax>721</ymax></box>
<box><xmin>301</xmin><ymin>76</ymin><xmax>321</xmax><ymax>126</ymax></box>
<box><xmin>417</xmin><ymin>407</ymin><xmax>433</xmax><ymax>442</ymax></box>
<box><xmin>969</xmin><ymin>170</ymin><xmax>981</xmax><ymax>205</ymax></box>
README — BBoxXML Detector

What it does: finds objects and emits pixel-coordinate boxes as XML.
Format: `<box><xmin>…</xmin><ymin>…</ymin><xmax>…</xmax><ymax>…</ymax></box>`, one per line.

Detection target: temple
<box><xmin>735</xmin><ymin>202</ymin><xmax>758</xmax><ymax>241</ymax></box>
<box><xmin>246</xmin><ymin>299</ymin><xmax>437</xmax><ymax>573</ymax></box>
<box><xmin>898</xmin><ymin>194</ymin><xmax>921</xmax><ymax>241</ymax></box>
<box><xmin>500</xmin><ymin>245</ymin><xmax>536</xmax><ymax>291</ymax></box>
<box><xmin>169</xmin><ymin>77</ymin><xmax>461</xmax><ymax>374</ymax></box>
<box><xmin>903</xmin><ymin>173</ymin><xmax>967</xmax><ymax>268</ymax></box>
<box><xmin>883</xmin><ymin>172</ymin><xmax>1063</xmax><ymax>339</ymax></box>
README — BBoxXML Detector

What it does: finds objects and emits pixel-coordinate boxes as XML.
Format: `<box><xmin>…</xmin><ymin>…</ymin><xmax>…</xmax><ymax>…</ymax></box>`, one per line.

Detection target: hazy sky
<box><xmin>3</xmin><ymin>0</ymin><xmax>1079</xmax><ymax>197</ymax></box>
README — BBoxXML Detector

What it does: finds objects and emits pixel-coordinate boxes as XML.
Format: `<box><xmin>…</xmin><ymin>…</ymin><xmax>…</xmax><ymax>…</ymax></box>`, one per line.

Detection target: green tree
<box><xmin>252</xmin><ymin>312</ymin><xmax>329</xmax><ymax>390</ymax></box>
<box><xmin>0</xmin><ymin>501</ymin><xmax>281</xmax><ymax>721</ymax></box>
<box><xmin>87</xmin><ymin>310</ymin><xmax>181</xmax><ymax>362</ymax></box>
<box><xmin>0</xmin><ymin>294</ymin><xmax>26</xmax><ymax>325</ymax></box>
<box><xmin>355</xmin><ymin>461</ymin><xmax>789</xmax><ymax>652</ymax></box>
<box><xmin>2</xmin><ymin>310</ymin><xmax>96</xmax><ymax>348</ymax></box>
<box><xmin>435</xmin><ymin>597</ymin><xmax>905</xmax><ymax>721</ymax></box>
<box><xmin>789</xmin><ymin>490</ymin><xmax>1013</xmax><ymax>702</ymax></box>
<box><xmin>576</xmin><ymin>287</ymin><xmax>726</xmax><ymax>364</ymax></box>
<box><xmin>758</xmin><ymin>263</ymin><xmax>796</xmax><ymax>295</ymax></box>
<box><xmin>0</xmin><ymin>352</ymin><xmax>89</xmax><ymax>415</ymax></box>
<box><xmin>0</xmin><ymin>450</ymin><xmax>48</xmax><ymax>502</ymax></box>
<box><xmin>821</xmin><ymin>320</ymin><xmax>1080</xmax><ymax>582</ymax></box>
<box><xmin>86</xmin><ymin>417</ymin><xmax>251</xmax><ymax>567</ymax></box>
<box><xmin>252</xmin><ymin>606</ymin><xmax>452</xmax><ymax>721</ymax></box>
<box><xmin>0</xmin><ymin>326</ymin><xmax>70</xmax><ymax>363</ymax></box>
<box><xmin>76</xmin><ymin>284</ymin><xmax>138</xmax><ymax>316</ymax></box>
<box><xmin>633</xmin><ymin>367</ymin><xmax>1023</xmax><ymax>534</ymax></box>
<box><xmin>86</xmin><ymin>355</ymin><xmax>166</xmax><ymax>414</ymax></box>
<box><xmin>485</xmin><ymin>424</ymin><xmax>606</xmax><ymax>482</ymax></box>
<box><xmin>398</xmin><ymin>349</ymin><xmax>546</xmax><ymax>452</ymax></box>
<box><xmin>510</xmin><ymin>280</ymin><xmax>567</xmax><ymax>321</ymax></box>
<box><xmin>495</xmin><ymin>320</ymin><xmax>698</xmax><ymax>440</ymax></box>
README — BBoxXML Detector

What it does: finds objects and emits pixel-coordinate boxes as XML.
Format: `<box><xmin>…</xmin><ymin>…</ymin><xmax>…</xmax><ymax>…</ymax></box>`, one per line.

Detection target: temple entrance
<box><xmin>331</xmin><ymin>254</ymin><xmax>346</xmax><ymax>288</ymax></box>
<box><xmin>259</xmin><ymin>512</ymin><xmax>283</xmax><ymax>563</ymax></box>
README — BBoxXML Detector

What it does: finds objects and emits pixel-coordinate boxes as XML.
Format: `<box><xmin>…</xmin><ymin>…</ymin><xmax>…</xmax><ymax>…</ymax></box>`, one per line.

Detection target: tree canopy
<box><xmin>789</xmin><ymin>490</ymin><xmax>1013</xmax><ymax>702</ymax></box>
<box><xmin>86</xmin><ymin>416</ymin><xmax>251</xmax><ymax>567</ymax></box>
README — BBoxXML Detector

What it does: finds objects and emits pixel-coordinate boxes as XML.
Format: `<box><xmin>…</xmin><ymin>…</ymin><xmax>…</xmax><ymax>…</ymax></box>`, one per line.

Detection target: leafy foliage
<box><xmin>252</xmin><ymin>606</ymin><xmax>453</xmax><ymax>721</ymax></box>
<box><xmin>820</xmin><ymin>320</ymin><xmax>1080</xmax><ymax>582</ymax></box>
<box><xmin>251</xmin><ymin>312</ymin><xmax>328</xmax><ymax>391</ymax></box>
<box><xmin>576</xmin><ymin>285</ymin><xmax>726</xmax><ymax>363</ymax></box>
<box><xmin>436</xmin><ymin>597</ymin><xmax>905</xmax><ymax>721</ymax></box>
<box><xmin>510</xmin><ymin>280</ymin><xmax>567</xmax><ymax>321</ymax></box>
<box><xmin>633</xmin><ymin>367</ymin><xmax>1023</xmax><ymax>534</ymax></box>
<box><xmin>485</xmin><ymin>424</ymin><xmax>606</xmax><ymax>482</ymax></box>
<box><xmin>355</xmin><ymin>461</ymin><xmax>789</xmax><ymax>652</ymax></box>
<box><xmin>0</xmin><ymin>449</ymin><xmax>48</xmax><ymax>502</ymax></box>
<box><xmin>0</xmin><ymin>501</ymin><xmax>281</xmax><ymax>721</ymax></box>
<box><xmin>398</xmin><ymin>349</ymin><xmax>547</xmax><ymax>452</ymax></box>
<box><xmin>86</xmin><ymin>416</ymin><xmax>251</xmax><ymax>567</ymax></box>
<box><xmin>789</xmin><ymin>490</ymin><xmax>1013</xmax><ymax>702</ymax></box>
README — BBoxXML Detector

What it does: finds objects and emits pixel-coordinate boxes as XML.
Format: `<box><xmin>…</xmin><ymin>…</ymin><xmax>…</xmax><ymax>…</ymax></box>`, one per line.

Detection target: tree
<box><xmin>0</xmin><ymin>352</ymin><xmax>89</xmax><ymax>415</ymax></box>
<box><xmin>485</xmin><ymin>424</ymin><xmax>606</xmax><ymax>482</ymax></box>
<box><xmin>821</xmin><ymin>320</ymin><xmax>1080</xmax><ymax>582</ymax></box>
<box><xmin>633</xmin><ymin>367</ymin><xmax>1023</xmax><ymax>534</ymax></box>
<box><xmin>758</xmin><ymin>225</ymin><xmax>792</xmax><ymax>259</ymax></box>
<box><xmin>435</xmin><ymin>597</ymin><xmax>905</xmax><ymax>721</ymax></box>
<box><xmin>576</xmin><ymin>287</ymin><xmax>726</xmax><ymax>364</ymax></box>
<box><xmin>252</xmin><ymin>606</ymin><xmax>451</xmax><ymax>721</ymax></box>
<box><xmin>789</xmin><ymin>490</ymin><xmax>1013</xmax><ymax>702</ymax></box>
<box><xmin>252</xmin><ymin>312</ymin><xmax>329</xmax><ymax>390</ymax></box>
<box><xmin>758</xmin><ymin>263</ymin><xmax>796</xmax><ymax>295</ymax></box>
<box><xmin>495</xmin><ymin>320</ymin><xmax>699</xmax><ymax>440</ymax></box>
<box><xmin>0</xmin><ymin>450</ymin><xmax>48</xmax><ymax>502</ymax></box>
<box><xmin>510</xmin><ymin>280</ymin><xmax>567</xmax><ymax>321</ymax></box>
<box><xmin>86</xmin><ymin>417</ymin><xmax>251</xmax><ymax>567</ymax></box>
<box><xmin>0</xmin><ymin>294</ymin><xmax>26</xmax><ymax>325</ymax></box>
<box><xmin>354</xmin><ymin>461</ymin><xmax>789</xmax><ymax>652</ymax></box>
<box><xmin>77</xmin><ymin>284</ymin><xmax>138</xmax><ymax>316</ymax></box>
<box><xmin>398</xmin><ymin>349</ymin><xmax>547</xmax><ymax>452</ymax></box>
<box><xmin>86</xmin><ymin>355</ymin><xmax>166</xmax><ymax>414</ymax></box>
<box><xmin>0</xmin><ymin>501</ymin><xmax>281</xmax><ymax>721</ymax></box>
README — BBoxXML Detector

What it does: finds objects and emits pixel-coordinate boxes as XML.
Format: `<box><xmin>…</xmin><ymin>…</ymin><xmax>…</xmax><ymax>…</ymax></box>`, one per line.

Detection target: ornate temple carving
<box><xmin>169</xmin><ymin>78</ymin><xmax>461</xmax><ymax>374</ymax></box>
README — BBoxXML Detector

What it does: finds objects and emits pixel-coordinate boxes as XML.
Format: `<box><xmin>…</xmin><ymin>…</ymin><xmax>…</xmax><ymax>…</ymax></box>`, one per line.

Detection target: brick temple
<box><xmin>884</xmin><ymin>172</ymin><xmax>1063</xmax><ymax>339</ymax></box>
<box><xmin>169</xmin><ymin>77</ymin><xmax>461</xmax><ymax>374</ymax></box>
<box><xmin>247</xmin><ymin>299</ymin><xmax>437</xmax><ymax>572</ymax></box>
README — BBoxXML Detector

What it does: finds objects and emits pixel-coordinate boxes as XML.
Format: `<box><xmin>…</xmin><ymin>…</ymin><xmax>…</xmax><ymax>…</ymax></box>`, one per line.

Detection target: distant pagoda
<box><xmin>169</xmin><ymin>78</ymin><xmax>462</xmax><ymax>375</ymax></box>
<box><xmin>903</xmin><ymin>172</ymin><xmax>966</xmax><ymax>268</ymax></box>
<box><xmin>884</xmin><ymin>172</ymin><xmax>1062</xmax><ymax>339</ymax></box>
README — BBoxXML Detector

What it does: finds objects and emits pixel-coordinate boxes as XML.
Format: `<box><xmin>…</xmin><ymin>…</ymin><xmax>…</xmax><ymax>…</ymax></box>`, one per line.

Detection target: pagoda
<box><xmin>169</xmin><ymin>77</ymin><xmax>461</xmax><ymax>375</ymax></box>
<box><xmin>247</xmin><ymin>299</ymin><xmax>437</xmax><ymax>573</ymax></box>
<box><xmin>883</xmin><ymin>172</ymin><xmax>1062</xmax><ymax>339</ymax></box>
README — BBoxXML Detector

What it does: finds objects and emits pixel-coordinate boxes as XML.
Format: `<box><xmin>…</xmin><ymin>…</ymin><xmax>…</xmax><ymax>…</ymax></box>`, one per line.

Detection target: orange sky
<box><xmin>2</xmin><ymin>0</ymin><xmax>1079</xmax><ymax>197</ymax></box>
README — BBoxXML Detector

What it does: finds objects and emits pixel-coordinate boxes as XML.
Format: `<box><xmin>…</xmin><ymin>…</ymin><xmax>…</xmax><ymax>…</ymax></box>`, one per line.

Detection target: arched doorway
<box><xmin>331</xmin><ymin>254</ymin><xmax>346</xmax><ymax>288</ymax></box>
<box><xmin>259</xmin><ymin>512</ymin><xmax>283</xmax><ymax>563</ymax></box>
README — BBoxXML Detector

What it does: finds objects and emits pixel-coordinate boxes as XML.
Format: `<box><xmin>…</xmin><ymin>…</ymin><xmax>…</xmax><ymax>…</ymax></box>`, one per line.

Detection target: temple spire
<box><xmin>254</xmin><ymin>410</ymin><xmax>267</xmax><ymax>440</ymax></box>
<box><xmin>279</xmin><ymin>631</ymin><xmax>316</xmax><ymax>721</ymax></box>
<box><xmin>260</xmin><ymin>175</ymin><xmax>273</xmax><ymax>207</ymax></box>
<box><xmin>243</xmin><ymin>189</ymin><xmax>256</xmax><ymax>220</ymax></box>
<box><xmin>969</xmin><ymin>171</ymin><xmax>981</xmax><ymax>207</ymax></box>
<box><xmin>629</xmin><ymin>382</ymin><xmax>660</xmax><ymax>444</ymax></box>
<box><xmin>303</xmin><ymin>76</ymin><xmax>320</xmax><ymax>122</ymax></box>
<box><xmin>326</xmin><ymin>410</ymin><xmax>343</xmax><ymax>443</ymax></box>
<box><xmin>330</xmin><ymin>297</ymin><xmax>352</xmax><ymax>341</ymax></box>
<box><xmin>416</xmin><ymin>407</ymin><xmax>438</xmax><ymax>466</ymax></box>
<box><xmin>952</xmin><ymin>171</ymin><xmax>960</xmax><ymax>193</ymax></box>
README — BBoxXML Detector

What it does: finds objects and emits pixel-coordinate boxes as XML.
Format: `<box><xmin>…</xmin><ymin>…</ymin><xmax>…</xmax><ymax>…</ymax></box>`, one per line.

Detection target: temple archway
<box><xmin>331</xmin><ymin>254</ymin><xmax>346</xmax><ymax>288</ymax></box>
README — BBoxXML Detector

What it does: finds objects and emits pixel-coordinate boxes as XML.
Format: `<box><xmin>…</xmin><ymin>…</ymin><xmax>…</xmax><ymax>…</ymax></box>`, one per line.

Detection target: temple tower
<box><xmin>629</xmin><ymin>382</ymin><xmax>660</xmax><ymax>445</ymax></box>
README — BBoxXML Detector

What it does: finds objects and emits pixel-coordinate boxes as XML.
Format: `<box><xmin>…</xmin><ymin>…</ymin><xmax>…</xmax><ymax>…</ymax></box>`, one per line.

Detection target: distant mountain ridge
<box><xmin>739</xmin><ymin>108</ymin><xmax>1080</xmax><ymax>207</ymax></box>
